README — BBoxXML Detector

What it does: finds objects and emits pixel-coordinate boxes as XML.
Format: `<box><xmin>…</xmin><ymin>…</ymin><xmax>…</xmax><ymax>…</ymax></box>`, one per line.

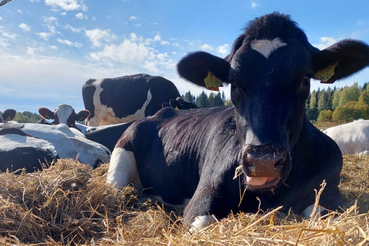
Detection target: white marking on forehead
<box><xmin>55</xmin><ymin>104</ymin><xmax>74</xmax><ymax>124</ymax></box>
<box><xmin>251</xmin><ymin>38</ymin><xmax>287</xmax><ymax>58</ymax></box>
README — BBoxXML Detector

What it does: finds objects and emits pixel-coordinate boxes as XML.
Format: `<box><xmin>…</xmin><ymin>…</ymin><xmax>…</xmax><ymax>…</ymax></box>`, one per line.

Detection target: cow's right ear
<box><xmin>38</xmin><ymin>108</ymin><xmax>55</xmax><ymax>119</ymax></box>
<box><xmin>3</xmin><ymin>109</ymin><xmax>16</xmax><ymax>121</ymax></box>
<box><xmin>177</xmin><ymin>51</ymin><xmax>230</xmax><ymax>91</ymax></box>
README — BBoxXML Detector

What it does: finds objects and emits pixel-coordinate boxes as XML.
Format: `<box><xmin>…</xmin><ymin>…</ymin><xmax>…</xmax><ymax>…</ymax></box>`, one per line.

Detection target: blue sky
<box><xmin>0</xmin><ymin>0</ymin><xmax>369</xmax><ymax>113</ymax></box>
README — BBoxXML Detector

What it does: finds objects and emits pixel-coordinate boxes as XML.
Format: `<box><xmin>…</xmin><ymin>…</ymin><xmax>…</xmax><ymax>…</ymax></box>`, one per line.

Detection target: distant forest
<box><xmin>12</xmin><ymin>82</ymin><xmax>369</xmax><ymax>124</ymax></box>
<box><xmin>183</xmin><ymin>82</ymin><xmax>369</xmax><ymax>125</ymax></box>
<box><xmin>306</xmin><ymin>82</ymin><xmax>369</xmax><ymax>124</ymax></box>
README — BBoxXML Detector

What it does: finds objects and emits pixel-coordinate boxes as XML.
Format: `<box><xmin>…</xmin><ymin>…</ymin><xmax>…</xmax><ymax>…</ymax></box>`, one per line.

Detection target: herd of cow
<box><xmin>1</xmin><ymin>13</ymin><xmax>369</xmax><ymax>232</ymax></box>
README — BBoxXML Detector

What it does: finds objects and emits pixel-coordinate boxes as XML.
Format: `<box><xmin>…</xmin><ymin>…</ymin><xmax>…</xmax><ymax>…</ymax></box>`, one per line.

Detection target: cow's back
<box><xmin>82</xmin><ymin>74</ymin><xmax>180</xmax><ymax>126</ymax></box>
<box><xmin>324</xmin><ymin>119</ymin><xmax>369</xmax><ymax>155</ymax></box>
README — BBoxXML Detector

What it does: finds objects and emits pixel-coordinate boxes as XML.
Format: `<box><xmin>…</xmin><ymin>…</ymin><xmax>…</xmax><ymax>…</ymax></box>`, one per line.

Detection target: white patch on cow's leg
<box><xmin>107</xmin><ymin>148</ymin><xmax>141</xmax><ymax>188</ymax></box>
<box><xmin>301</xmin><ymin>204</ymin><xmax>326</xmax><ymax>219</ymax></box>
<box><xmin>251</xmin><ymin>38</ymin><xmax>287</xmax><ymax>58</ymax></box>
<box><xmin>189</xmin><ymin>215</ymin><xmax>217</xmax><ymax>233</ymax></box>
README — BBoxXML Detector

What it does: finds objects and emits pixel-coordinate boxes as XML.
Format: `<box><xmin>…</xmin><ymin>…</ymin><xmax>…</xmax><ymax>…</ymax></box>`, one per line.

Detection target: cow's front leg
<box><xmin>183</xmin><ymin>182</ymin><xmax>224</xmax><ymax>233</ymax></box>
<box><xmin>107</xmin><ymin>147</ymin><xmax>141</xmax><ymax>188</ymax></box>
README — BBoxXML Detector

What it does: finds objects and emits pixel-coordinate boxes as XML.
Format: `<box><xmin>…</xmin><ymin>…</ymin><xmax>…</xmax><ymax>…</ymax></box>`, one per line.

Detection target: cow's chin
<box><xmin>245</xmin><ymin>176</ymin><xmax>281</xmax><ymax>190</ymax></box>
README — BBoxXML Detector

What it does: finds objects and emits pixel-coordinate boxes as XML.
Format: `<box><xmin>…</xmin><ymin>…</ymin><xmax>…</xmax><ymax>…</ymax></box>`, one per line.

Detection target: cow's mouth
<box><xmin>245</xmin><ymin>176</ymin><xmax>281</xmax><ymax>190</ymax></box>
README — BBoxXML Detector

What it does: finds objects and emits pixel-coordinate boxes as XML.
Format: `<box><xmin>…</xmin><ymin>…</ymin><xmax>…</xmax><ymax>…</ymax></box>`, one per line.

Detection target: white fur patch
<box><xmin>88</xmin><ymin>79</ymin><xmax>153</xmax><ymax>126</ymax></box>
<box><xmin>20</xmin><ymin>123</ymin><xmax>110</xmax><ymax>166</ymax></box>
<box><xmin>54</xmin><ymin>104</ymin><xmax>74</xmax><ymax>124</ymax></box>
<box><xmin>0</xmin><ymin>133</ymin><xmax>58</xmax><ymax>157</ymax></box>
<box><xmin>301</xmin><ymin>204</ymin><xmax>326</xmax><ymax>218</ymax></box>
<box><xmin>189</xmin><ymin>215</ymin><xmax>217</xmax><ymax>233</ymax></box>
<box><xmin>251</xmin><ymin>38</ymin><xmax>287</xmax><ymax>58</ymax></box>
<box><xmin>107</xmin><ymin>148</ymin><xmax>141</xmax><ymax>188</ymax></box>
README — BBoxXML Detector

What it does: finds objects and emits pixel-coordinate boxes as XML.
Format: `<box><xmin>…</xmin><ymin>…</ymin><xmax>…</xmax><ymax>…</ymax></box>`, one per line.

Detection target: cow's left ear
<box><xmin>3</xmin><ymin>109</ymin><xmax>16</xmax><ymax>121</ymax></box>
<box><xmin>177</xmin><ymin>51</ymin><xmax>230</xmax><ymax>91</ymax></box>
<box><xmin>38</xmin><ymin>107</ymin><xmax>55</xmax><ymax>119</ymax></box>
<box><xmin>76</xmin><ymin>110</ymin><xmax>90</xmax><ymax>121</ymax></box>
<box><xmin>312</xmin><ymin>40</ymin><xmax>369</xmax><ymax>83</ymax></box>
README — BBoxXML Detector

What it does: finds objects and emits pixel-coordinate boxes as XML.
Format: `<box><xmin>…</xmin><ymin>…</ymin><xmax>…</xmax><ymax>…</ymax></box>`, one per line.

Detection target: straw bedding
<box><xmin>0</xmin><ymin>155</ymin><xmax>368</xmax><ymax>245</ymax></box>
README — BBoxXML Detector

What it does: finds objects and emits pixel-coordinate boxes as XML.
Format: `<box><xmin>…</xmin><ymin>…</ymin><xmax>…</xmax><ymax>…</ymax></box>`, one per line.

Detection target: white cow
<box><xmin>323</xmin><ymin>119</ymin><xmax>369</xmax><ymax>155</ymax></box>
<box><xmin>0</xmin><ymin>122</ymin><xmax>111</xmax><ymax>172</ymax></box>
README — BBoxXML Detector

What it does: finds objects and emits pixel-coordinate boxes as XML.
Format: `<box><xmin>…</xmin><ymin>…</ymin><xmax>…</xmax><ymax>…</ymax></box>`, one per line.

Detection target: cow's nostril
<box><xmin>243</xmin><ymin>145</ymin><xmax>289</xmax><ymax>177</ymax></box>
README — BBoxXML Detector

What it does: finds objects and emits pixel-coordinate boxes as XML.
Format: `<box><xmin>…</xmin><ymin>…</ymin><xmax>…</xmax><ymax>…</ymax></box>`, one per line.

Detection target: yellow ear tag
<box><xmin>204</xmin><ymin>71</ymin><xmax>223</xmax><ymax>91</ymax></box>
<box><xmin>175</xmin><ymin>106</ymin><xmax>179</xmax><ymax>110</ymax></box>
<box><xmin>313</xmin><ymin>62</ymin><xmax>338</xmax><ymax>82</ymax></box>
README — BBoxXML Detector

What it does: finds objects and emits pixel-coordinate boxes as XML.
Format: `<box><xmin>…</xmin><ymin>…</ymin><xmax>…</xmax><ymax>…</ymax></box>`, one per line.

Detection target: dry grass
<box><xmin>0</xmin><ymin>155</ymin><xmax>368</xmax><ymax>245</ymax></box>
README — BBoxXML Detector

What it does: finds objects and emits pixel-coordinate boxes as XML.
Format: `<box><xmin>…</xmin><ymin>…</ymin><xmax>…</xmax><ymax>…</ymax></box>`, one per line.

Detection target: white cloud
<box><xmin>57</xmin><ymin>38</ymin><xmax>82</xmax><ymax>48</ymax></box>
<box><xmin>17</xmin><ymin>10</ymin><xmax>23</xmax><ymax>14</ymax></box>
<box><xmin>27</xmin><ymin>47</ymin><xmax>35</xmax><ymax>55</ymax></box>
<box><xmin>19</xmin><ymin>23</ymin><xmax>31</xmax><ymax>32</ymax></box>
<box><xmin>76</xmin><ymin>12</ymin><xmax>87</xmax><ymax>19</ymax></box>
<box><xmin>129</xmin><ymin>16</ymin><xmax>137</xmax><ymax>20</ymax></box>
<box><xmin>65</xmin><ymin>24</ymin><xmax>83</xmax><ymax>33</ymax></box>
<box><xmin>201</xmin><ymin>44</ymin><xmax>213</xmax><ymax>51</ymax></box>
<box><xmin>42</xmin><ymin>16</ymin><xmax>58</xmax><ymax>34</ymax></box>
<box><xmin>88</xmin><ymin>37</ymin><xmax>176</xmax><ymax>73</ymax></box>
<box><xmin>27</xmin><ymin>0</ymin><xmax>40</xmax><ymax>2</ymax></box>
<box><xmin>37</xmin><ymin>32</ymin><xmax>53</xmax><ymax>40</ymax></box>
<box><xmin>172</xmin><ymin>51</ymin><xmax>177</xmax><ymax>55</ymax></box>
<box><xmin>130</xmin><ymin>33</ymin><xmax>138</xmax><ymax>41</ymax></box>
<box><xmin>135</xmin><ymin>24</ymin><xmax>141</xmax><ymax>27</ymax></box>
<box><xmin>85</xmin><ymin>28</ymin><xmax>116</xmax><ymax>47</ymax></box>
<box><xmin>153</xmin><ymin>34</ymin><xmax>161</xmax><ymax>41</ymax></box>
<box><xmin>251</xmin><ymin>2</ymin><xmax>260</xmax><ymax>9</ymax></box>
<box><xmin>216</xmin><ymin>44</ymin><xmax>229</xmax><ymax>55</ymax></box>
<box><xmin>0</xmin><ymin>16</ymin><xmax>3</xmax><ymax>21</ymax></box>
<box><xmin>313</xmin><ymin>37</ymin><xmax>337</xmax><ymax>50</ymax></box>
<box><xmin>50</xmin><ymin>45</ymin><xmax>58</xmax><ymax>50</ymax></box>
<box><xmin>161</xmin><ymin>41</ymin><xmax>169</xmax><ymax>45</ymax></box>
<box><xmin>2</xmin><ymin>31</ymin><xmax>18</xmax><ymax>40</ymax></box>
<box><xmin>61</xmin><ymin>12</ymin><xmax>67</xmax><ymax>16</ymax></box>
<box><xmin>45</xmin><ymin>0</ymin><xmax>87</xmax><ymax>12</ymax></box>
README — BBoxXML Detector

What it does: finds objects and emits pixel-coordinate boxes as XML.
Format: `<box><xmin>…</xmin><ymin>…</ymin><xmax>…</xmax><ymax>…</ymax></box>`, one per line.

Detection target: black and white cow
<box><xmin>0</xmin><ymin>109</ymin><xmax>16</xmax><ymax>123</ymax></box>
<box><xmin>0</xmin><ymin>122</ymin><xmax>110</xmax><ymax>172</ymax></box>
<box><xmin>38</xmin><ymin>104</ymin><xmax>90</xmax><ymax>130</ymax></box>
<box><xmin>82</xmin><ymin>74</ymin><xmax>181</xmax><ymax>126</ymax></box>
<box><xmin>106</xmin><ymin>13</ymin><xmax>369</xmax><ymax>231</ymax></box>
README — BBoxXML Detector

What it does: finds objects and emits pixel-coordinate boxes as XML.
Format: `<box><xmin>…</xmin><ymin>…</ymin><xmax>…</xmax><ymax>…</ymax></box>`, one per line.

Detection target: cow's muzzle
<box><xmin>241</xmin><ymin>144</ymin><xmax>290</xmax><ymax>190</ymax></box>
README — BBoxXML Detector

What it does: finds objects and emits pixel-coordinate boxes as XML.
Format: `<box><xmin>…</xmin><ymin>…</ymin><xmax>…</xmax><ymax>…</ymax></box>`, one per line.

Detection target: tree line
<box><xmin>307</xmin><ymin>82</ymin><xmax>369</xmax><ymax>123</ymax></box>
<box><xmin>182</xmin><ymin>91</ymin><xmax>233</xmax><ymax>108</ymax></box>
<box><xmin>10</xmin><ymin>82</ymin><xmax>369</xmax><ymax>124</ymax></box>
<box><xmin>12</xmin><ymin>111</ymin><xmax>41</xmax><ymax>123</ymax></box>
